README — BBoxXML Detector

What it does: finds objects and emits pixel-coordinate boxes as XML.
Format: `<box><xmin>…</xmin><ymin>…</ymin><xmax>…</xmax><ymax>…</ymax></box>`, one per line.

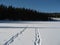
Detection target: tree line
<box><xmin>0</xmin><ymin>4</ymin><xmax>59</xmax><ymax>21</ymax></box>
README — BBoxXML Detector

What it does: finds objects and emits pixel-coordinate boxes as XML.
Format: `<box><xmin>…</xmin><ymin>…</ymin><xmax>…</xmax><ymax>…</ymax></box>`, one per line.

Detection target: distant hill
<box><xmin>0</xmin><ymin>4</ymin><xmax>60</xmax><ymax>21</ymax></box>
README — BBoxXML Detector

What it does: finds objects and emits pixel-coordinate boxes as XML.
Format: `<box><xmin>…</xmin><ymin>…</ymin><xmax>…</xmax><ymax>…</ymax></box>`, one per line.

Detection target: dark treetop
<box><xmin>0</xmin><ymin>5</ymin><xmax>60</xmax><ymax>21</ymax></box>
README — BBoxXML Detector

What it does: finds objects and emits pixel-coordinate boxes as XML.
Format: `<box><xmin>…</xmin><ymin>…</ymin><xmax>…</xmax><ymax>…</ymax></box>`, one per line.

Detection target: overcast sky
<box><xmin>0</xmin><ymin>0</ymin><xmax>60</xmax><ymax>12</ymax></box>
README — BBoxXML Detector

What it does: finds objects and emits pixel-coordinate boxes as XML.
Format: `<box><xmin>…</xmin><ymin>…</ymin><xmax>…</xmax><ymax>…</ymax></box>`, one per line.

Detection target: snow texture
<box><xmin>0</xmin><ymin>21</ymin><xmax>60</xmax><ymax>45</ymax></box>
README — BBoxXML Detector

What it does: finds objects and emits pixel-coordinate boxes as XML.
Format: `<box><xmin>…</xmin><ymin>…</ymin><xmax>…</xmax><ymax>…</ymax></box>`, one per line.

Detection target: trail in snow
<box><xmin>0</xmin><ymin>21</ymin><xmax>60</xmax><ymax>45</ymax></box>
<box><xmin>34</xmin><ymin>28</ymin><xmax>41</xmax><ymax>45</ymax></box>
<box><xmin>4</xmin><ymin>27</ymin><xmax>27</xmax><ymax>45</ymax></box>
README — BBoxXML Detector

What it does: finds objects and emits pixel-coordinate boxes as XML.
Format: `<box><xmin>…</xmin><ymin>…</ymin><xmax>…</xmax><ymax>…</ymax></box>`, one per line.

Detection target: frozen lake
<box><xmin>0</xmin><ymin>21</ymin><xmax>60</xmax><ymax>45</ymax></box>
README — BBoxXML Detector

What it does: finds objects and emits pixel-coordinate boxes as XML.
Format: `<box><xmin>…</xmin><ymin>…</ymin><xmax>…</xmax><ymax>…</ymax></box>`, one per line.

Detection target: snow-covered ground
<box><xmin>51</xmin><ymin>17</ymin><xmax>60</xmax><ymax>20</ymax></box>
<box><xmin>0</xmin><ymin>21</ymin><xmax>60</xmax><ymax>45</ymax></box>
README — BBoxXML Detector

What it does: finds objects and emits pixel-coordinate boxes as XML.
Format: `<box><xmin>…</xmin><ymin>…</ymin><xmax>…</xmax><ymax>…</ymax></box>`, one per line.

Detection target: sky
<box><xmin>0</xmin><ymin>0</ymin><xmax>60</xmax><ymax>13</ymax></box>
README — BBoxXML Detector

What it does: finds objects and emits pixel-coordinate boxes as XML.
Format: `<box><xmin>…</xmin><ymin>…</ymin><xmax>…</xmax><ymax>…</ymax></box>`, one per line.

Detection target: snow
<box><xmin>0</xmin><ymin>21</ymin><xmax>60</xmax><ymax>45</ymax></box>
<box><xmin>51</xmin><ymin>18</ymin><xmax>60</xmax><ymax>20</ymax></box>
